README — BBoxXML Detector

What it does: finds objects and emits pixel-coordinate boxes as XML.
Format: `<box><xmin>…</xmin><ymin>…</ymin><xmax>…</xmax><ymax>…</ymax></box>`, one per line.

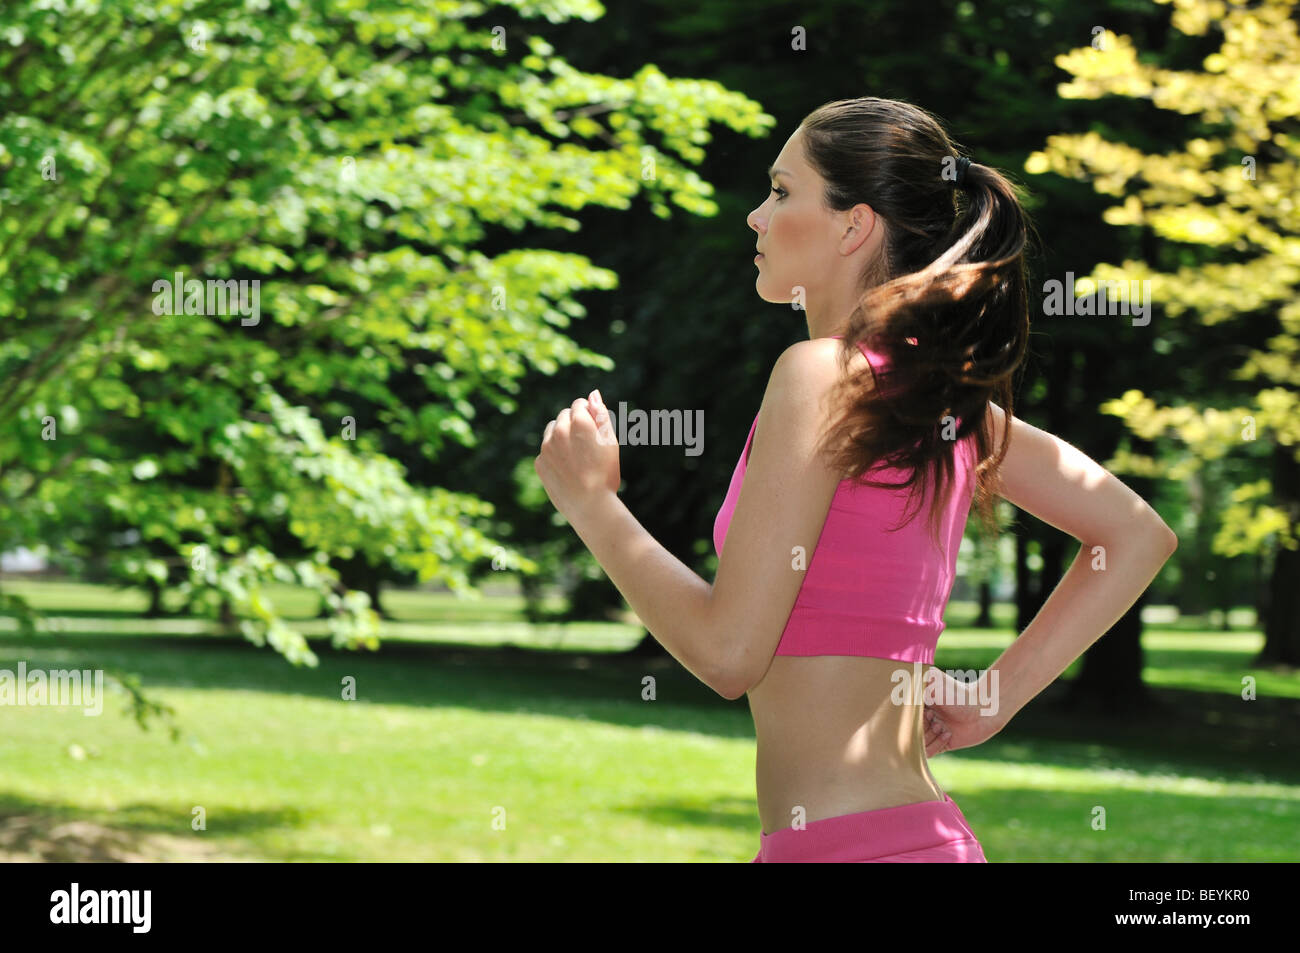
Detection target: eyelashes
<box><xmin>770</xmin><ymin>186</ymin><xmax>787</xmax><ymax>200</ymax></box>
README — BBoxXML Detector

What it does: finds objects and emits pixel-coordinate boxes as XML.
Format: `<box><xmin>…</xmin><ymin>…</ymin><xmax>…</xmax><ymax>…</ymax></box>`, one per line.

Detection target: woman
<box><xmin>534</xmin><ymin>97</ymin><xmax>1178</xmax><ymax>862</ymax></box>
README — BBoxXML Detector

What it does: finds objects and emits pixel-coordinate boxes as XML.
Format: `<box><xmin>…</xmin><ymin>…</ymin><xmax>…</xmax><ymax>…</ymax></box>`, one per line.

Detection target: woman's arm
<box><xmin>535</xmin><ymin>338</ymin><xmax>848</xmax><ymax>700</ymax></box>
<box><xmin>978</xmin><ymin>402</ymin><xmax>1178</xmax><ymax>728</ymax></box>
<box><xmin>558</xmin><ymin>493</ymin><xmax>725</xmax><ymax>693</ymax></box>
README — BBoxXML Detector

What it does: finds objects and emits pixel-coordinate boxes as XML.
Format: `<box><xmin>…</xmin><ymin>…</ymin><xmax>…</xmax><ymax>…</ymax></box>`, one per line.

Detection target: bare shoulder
<box><xmin>753</xmin><ymin>338</ymin><xmax>873</xmax><ymax>470</ymax></box>
<box><xmin>767</xmin><ymin>337</ymin><xmax>872</xmax><ymax>398</ymax></box>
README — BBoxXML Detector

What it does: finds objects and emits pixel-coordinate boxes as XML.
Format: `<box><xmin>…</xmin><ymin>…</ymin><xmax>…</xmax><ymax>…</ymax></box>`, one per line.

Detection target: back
<box><xmin>713</xmin><ymin>342</ymin><xmax>979</xmax><ymax>664</ymax></box>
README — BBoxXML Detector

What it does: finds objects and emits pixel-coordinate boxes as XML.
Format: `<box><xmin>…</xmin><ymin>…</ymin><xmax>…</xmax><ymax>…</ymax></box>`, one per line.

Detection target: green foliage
<box><xmin>0</xmin><ymin>0</ymin><xmax>772</xmax><ymax>670</ymax></box>
<box><xmin>1028</xmin><ymin>0</ymin><xmax>1300</xmax><ymax>554</ymax></box>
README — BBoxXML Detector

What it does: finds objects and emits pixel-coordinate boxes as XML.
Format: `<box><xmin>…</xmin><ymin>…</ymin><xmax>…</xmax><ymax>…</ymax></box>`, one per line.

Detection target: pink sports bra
<box><xmin>712</xmin><ymin>337</ymin><xmax>978</xmax><ymax>664</ymax></box>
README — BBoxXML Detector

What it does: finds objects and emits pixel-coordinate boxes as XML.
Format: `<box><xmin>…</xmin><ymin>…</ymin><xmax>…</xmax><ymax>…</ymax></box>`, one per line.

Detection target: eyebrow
<box><xmin>767</xmin><ymin>165</ymin><xmax>792</xmax><ymax>180</ymax></box>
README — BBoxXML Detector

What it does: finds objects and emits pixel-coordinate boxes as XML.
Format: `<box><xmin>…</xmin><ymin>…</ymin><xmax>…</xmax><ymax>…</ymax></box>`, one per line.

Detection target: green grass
<box><xmin>1</xmin><ymin>578</ymin><xmax>1297</xmax><ymax>861</ymax></box>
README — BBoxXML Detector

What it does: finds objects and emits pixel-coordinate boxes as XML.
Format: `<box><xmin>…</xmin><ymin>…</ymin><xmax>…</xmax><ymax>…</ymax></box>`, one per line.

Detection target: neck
<box><xmin>805</xmin><ymin>304</ymin><xmax>853</xmax><ymax>340</ymax></box>
<box><xmin>806</xmin><ymin>278</ymin><xmax>876</xmax><ymax>340</ymax></box>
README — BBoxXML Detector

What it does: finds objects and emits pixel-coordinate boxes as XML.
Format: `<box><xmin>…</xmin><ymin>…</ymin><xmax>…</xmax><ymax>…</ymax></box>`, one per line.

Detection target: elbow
<box><xmin>718</xmin><ymin>684</ymin><xmax>748</xmax><ymax>703</ymax></box>
<box><xmin>714</xmin><ymin>668</ymin><xmax>748</xmax><ymax>702</ymax></box>
<box><xmin>1153</xmin><ymin>520</ymin><xmax>1178</xmax><ymax>557</ymax></box>
<box><xmin>719</xmin><ymin>680</ymin><xmax>748</xmax><ymax>702</ymax></box>
<box><xmin>1135</xmin><ymin>508</ymin><xmax>1177</xmax><ymax>557</ymax></box>
<box><xmin>705</xmin><ymin>607</ymin><xmax>749</xmax><ymax>701</ymax></box>
<box><xmin>713</xmin><ymin>648</ymin><xmax>750</xmax><ymax>702</ymax></box>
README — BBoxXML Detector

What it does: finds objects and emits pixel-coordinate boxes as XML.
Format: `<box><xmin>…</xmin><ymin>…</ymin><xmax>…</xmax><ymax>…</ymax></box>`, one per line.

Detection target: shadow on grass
<box><xmin>1</xmin><ymin>631</ymin><xmax>743</xmax><ymax>732</ymax></box>
<box><xmin>3</xmin><ymin>630</ymin><xmax>1300</xmax><ymax>861</ymax></box>
<box><xmin>4</xmin><ymin>631</ymin><xmax>1300</xmax><ymax>787</ymax></box>
<box><xmin>0</xmin><ymin>789</ymin><xmax>340</xmax><ymax>862</ymax></box>
<box><xmin>611</xmin><ymin>794</ymin><xmax>761</xmax><ymax>839</ymax></box>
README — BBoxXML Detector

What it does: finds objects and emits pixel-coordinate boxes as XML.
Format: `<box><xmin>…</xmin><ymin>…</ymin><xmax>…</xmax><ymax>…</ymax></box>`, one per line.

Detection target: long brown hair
<box><xmin>800</xmin><ymin>97</ymin><xmax>1034</xmax><ymax>548</ymax></box>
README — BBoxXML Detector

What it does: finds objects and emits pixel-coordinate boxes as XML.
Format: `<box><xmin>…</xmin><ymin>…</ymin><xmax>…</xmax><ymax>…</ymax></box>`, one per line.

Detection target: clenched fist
<box><xmin>534</xmin><ymin>389</ymin><xmax>621</xmax><ymax>520</ymax></box>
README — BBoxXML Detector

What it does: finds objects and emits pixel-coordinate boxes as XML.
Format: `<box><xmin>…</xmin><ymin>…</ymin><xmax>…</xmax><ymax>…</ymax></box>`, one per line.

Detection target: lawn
<box><xmin>1</xmin><ymin>577</ymin><xmax>1297</xmax><ymax>861</ymax></box>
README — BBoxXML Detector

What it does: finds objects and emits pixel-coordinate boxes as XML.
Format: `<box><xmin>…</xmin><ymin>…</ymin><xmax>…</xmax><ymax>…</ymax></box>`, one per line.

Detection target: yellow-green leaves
<box><xmin>1033</xmin><ymin>0</ymin><xmax>1300</xmax><ymax>559</ymax></box>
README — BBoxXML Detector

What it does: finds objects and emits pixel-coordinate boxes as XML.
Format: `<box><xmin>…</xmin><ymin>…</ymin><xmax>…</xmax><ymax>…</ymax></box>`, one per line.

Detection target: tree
<box><xmin>1027</xmin><ymin>0</ymin><xmax>1300</xmax><ymax>666</ymax></box>
<box><xmin>0</xmin><ymin>1</ymin><xmax>773</xmax><ymax>676</ymax></box>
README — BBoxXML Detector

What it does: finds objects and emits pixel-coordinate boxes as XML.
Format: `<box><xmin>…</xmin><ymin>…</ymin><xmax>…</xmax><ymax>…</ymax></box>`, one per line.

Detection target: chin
<box><xmin>754</xmin><ymin>278</ymin><xmax>788</xmax><ymax>305</ymax></box>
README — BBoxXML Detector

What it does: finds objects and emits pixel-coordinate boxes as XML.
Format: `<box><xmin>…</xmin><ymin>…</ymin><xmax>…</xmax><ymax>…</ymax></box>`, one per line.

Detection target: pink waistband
<box><xmin>753</xmin><ymin>794</ymin><xmax>980</xmax><ymax>862</ymax></box>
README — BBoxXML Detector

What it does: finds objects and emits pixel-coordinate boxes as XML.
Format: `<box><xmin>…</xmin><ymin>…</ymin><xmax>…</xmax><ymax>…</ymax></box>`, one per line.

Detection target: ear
<box><xmin>841</xmin><ymin>203</ymin><xmax>878</xmax><ymax>254</ymax></box>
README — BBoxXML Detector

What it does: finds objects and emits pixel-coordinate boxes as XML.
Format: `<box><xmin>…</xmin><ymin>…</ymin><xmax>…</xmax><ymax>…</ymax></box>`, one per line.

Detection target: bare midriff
<box><xmin>747</xmin><ymin>655</ymin><xmax>947</xmax><ymax>836</ymax></box>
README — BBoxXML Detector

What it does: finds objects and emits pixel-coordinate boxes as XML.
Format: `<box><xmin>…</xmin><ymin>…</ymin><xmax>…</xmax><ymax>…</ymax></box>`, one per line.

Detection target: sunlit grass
<box><xmin>1</xmin><ymin>578</ymin><xmax>1296</xmax><ymax>861</ymax></box>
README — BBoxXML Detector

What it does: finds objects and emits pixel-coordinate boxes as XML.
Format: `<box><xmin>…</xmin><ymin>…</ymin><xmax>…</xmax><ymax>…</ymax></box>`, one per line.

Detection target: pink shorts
<box><xmin>750</xmin><ymin>793</ymin><xmax>987</xmax><ymax>862</ymax></box>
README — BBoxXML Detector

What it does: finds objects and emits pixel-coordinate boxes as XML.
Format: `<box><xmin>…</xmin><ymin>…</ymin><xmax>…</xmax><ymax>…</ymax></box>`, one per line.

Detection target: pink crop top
<box><xmin>712</xmin><ymin>338</ymin><xmax>978</xmax><ymax>664</ymax></box>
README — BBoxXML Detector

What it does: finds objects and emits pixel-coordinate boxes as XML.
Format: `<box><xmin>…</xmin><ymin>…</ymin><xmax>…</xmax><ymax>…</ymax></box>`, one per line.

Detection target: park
<box><xmin>1</xmin><ymin>0</ymin><xmax>1297</xmax><ymax>871</ymax></box>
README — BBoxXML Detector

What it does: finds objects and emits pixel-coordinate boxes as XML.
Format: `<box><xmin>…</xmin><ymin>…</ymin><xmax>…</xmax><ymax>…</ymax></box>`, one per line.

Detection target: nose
<box><xmin>747</xmin><ymin>206</ymin><xmax>764</xmax><ymax>235</ymax></box>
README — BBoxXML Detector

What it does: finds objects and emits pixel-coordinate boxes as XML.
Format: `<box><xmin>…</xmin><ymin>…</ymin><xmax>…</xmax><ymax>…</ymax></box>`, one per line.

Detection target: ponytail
<box><xmin>797</xmin><ymin>97</ymin><xmax>1036</xmax><ymax>548</ymax></box>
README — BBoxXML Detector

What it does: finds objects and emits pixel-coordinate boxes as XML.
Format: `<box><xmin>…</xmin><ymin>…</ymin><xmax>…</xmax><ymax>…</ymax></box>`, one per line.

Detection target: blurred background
<box><xmin>1</xmin><ymin>0</ymin><xmax>1296</xmax><ymax>861</ymax></box>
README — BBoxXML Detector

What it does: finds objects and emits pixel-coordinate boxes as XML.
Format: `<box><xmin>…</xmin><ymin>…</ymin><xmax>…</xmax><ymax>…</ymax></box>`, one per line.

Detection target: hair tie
<box><xmin>953</xmin><ymin>155</ymin><xmax>972</xmax><ymax>188</ymax></box>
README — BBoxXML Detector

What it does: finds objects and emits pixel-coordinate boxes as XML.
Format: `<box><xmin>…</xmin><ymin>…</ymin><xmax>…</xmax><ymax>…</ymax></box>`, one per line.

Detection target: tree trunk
<box><xmin>1258</xmin><ymin>443</ymin><xmax>1300</xmax><ymax>666</ymax></box>
<box><xmin>218</xmin><ymin>597</ymin><xmax>237</xmax><ymax>633</ymax></box>
<box><xmin>144</xmin><ymin>577</ymin><xmax>167</xmax><ymax>617</ymax></box>
<box><xmin>1015</xmin><ymin>525</ymin><xmax>1046</xmax><ymax>631</ymax></box>
<box><xmin>520</xmin><ymin>572</ymin><xmax>553</xmax><ymax>624</ymax></box>
<box><xmin>1067</xmin><ymin>588</ymin><xmax>1153</xmax><ymax>714</ymax></box>
<box><xmin>566</xmin><ymin>574</ymin><xmax>624</xmax><ymax>622</ymax></box>
<box><xmin>1041</xmin><ymin>532</ymin><xmax>1068</xmax><ymax>611</ymax></box>
<box><xmin>1255</xmin><ymin>549</ymin><xmax>1269</xmax><ymax>633</ymax></box>
<box><xmin>1184</xmin><ymin>469</ymin><xmax>1211</xmax><ymax>616</ymax></box>
<box><xmin>975</xmin><ymin>578</ymin><xmax>993</xmax><ymax>628</ymax></box>
<box><xmin>318</xmin><ymin>554</ymin><xmax>393</xmax><ymax>619</ymax></box>
<box><xmin>365</xmin><ymin>575</ymin><xmax>388</xmax><ymax>620</ymax></box>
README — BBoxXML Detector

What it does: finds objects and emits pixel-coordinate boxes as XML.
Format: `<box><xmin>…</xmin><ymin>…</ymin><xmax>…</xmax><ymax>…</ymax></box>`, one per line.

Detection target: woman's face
<box><xmin>747</xmin><ymin>127</ymin><xmax>840</xmax><ymax>307</ymax></box>
<box><xmin>747</xmin><ymin>128</ymin><xmax>883</xmax><ymax>325</ymax></box>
